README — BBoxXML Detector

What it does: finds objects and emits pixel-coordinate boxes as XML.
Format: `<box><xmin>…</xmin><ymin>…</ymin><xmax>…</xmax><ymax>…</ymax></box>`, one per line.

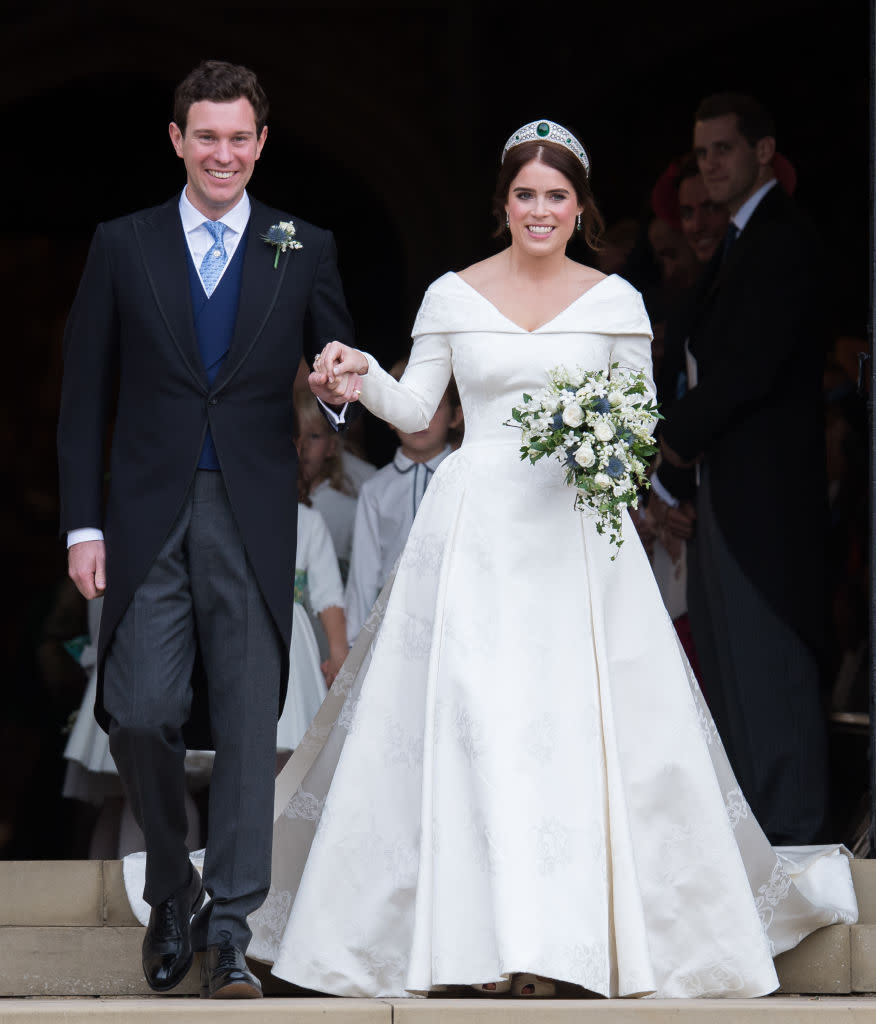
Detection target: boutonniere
<box><xmin>261</xmin><ymin>221</ymin><xmax>303</xmax><ymax>268</ymax></box>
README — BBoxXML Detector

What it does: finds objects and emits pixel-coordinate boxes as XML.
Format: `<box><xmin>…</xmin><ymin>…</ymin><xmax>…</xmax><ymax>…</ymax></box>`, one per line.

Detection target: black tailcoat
<box><xmin>58</xmin><ymin>196</ymin><xmax>354</xmax><ymax>734</ymax></box>
<box><xmin>659</xmin><ymin>185</ymin><xmax>828</xmax><ymax>659</ymax></box>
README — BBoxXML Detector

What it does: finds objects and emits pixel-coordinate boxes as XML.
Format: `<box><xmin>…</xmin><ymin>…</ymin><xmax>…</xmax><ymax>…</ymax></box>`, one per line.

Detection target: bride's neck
<box><xmin>505</xmin><ymin>245</ymin><xmax>569</xmax><ymax>284</ymax></box>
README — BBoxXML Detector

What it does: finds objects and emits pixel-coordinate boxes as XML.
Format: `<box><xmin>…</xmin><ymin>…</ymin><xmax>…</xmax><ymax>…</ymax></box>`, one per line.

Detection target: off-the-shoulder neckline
<box><xmin>449</xmin><ymin>271</ymin><xmax>618</xmax><ymax>334</ymax></box>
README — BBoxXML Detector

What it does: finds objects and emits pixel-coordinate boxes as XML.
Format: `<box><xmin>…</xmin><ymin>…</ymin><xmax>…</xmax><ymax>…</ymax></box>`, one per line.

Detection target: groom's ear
<box><xmin>256</xmin><ymin>124</ymin><xmax>268</xmax><ymax>158</ymax></box>
<box><xmin>169</xmin><ymin>122</ymin><xmax>184</xmax><ymax>158</ymax></box>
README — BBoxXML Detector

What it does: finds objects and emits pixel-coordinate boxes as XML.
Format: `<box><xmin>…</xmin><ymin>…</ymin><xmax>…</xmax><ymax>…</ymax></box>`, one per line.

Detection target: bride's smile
<box><xmin>505</xmin><ymin>159</ymin><xmax>582</xmax><ymax>255</ymax></box>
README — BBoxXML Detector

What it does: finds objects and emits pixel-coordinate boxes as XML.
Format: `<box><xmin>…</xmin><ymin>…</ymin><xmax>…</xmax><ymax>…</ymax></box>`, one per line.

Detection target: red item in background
<box><xmin>672</xmin><ymin>612</ymin><xmax>705</xmax><ymax>703</ymax></box>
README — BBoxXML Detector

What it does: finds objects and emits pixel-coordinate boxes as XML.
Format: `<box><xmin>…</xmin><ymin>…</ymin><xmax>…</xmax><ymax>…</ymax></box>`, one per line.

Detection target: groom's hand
<box><xmin>68</xmin><ymin>539</ymin><xmax>107</xmax><ymax>600</ymax></box>
<box><xmin>309</xmin><ymin>342</ymin><xmax>368</xmax><ymax>405</ymax></box>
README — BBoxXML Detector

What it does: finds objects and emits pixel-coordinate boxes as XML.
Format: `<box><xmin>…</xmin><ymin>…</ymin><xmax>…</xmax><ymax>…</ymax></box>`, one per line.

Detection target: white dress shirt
<box><xmin>179</xmin><ymin>187</ymin><xmax>250</xmax><ymax>293</ymax></box>
<box><xmin>731</xmin><ymin>178</ymin><xmax>777</xmax><ymax>233</ymax></box>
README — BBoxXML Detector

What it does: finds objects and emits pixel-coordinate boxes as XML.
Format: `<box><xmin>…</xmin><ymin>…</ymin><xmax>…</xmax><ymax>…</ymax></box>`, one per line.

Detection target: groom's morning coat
<box><xmin>659</xmin><ymin>185</ymin><xmax>827</xmax><ymax>660</ymax></box>
<box><xmin>58</xmin><ymin>196</ymin><xmax>353</xmax><ymax>734</ymax></box>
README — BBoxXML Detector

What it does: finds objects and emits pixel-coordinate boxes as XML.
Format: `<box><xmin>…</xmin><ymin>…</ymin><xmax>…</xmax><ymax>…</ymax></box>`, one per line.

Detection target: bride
<box><xmin>126</xmin><ymin>119</ymin><xmax>857</xmax><ymax>998</ymax></box>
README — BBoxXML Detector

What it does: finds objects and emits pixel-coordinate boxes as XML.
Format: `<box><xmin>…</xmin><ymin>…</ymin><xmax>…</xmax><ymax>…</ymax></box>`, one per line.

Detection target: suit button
<box><xmin>208</xmin><ymin>398</ymin><xmax>218</xmax><ymax>406</ymax></box>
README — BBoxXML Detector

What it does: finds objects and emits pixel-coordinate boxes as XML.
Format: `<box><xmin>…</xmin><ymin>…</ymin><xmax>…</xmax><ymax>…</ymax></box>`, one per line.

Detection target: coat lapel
<box><xmin>214</xmin><ymin>199</ymin><xmax>292</xmax><ymax>392</ymax></box>
<box><xmin>697</xmin><ymin>185</ymin><xmax>784</xmax><ymax>315</ymax></box>
<box><xmin>133</xmin><ymin>198</ymin><xmax>206</xmax><ymax>390</ymax></box>
<box><xmin>688</xmin><ymin>187</ymin><xmax>782</xmax><ymax>352</ymax></box>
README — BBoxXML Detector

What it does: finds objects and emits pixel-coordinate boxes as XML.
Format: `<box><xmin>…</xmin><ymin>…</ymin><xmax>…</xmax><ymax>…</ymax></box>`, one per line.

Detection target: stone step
<box><xmin>0</xmin><ymin>859</ymin><xmax>874</xmax><ymax>999</ymax></box>
<box><xmin>4</xmin><ymin>859</ymin><xmax>874</xmax><ymax>929</ymax></box>
<box><xmin>0</xmin><ymin>999</ymin><xmax>385</xmax><ymax>1023</ymax></box>
<box><xmin>3</xmin><ymin>996</ymin><xmax>876</xmax><ymax>1024</ymax></box>
<box><xmin>0</xmin><ymin>927</ymin><xmax>299</xmax><ymax>998</ymax></box>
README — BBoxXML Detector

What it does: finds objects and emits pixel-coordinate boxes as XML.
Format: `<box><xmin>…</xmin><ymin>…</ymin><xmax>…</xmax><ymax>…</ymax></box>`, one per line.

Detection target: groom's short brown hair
<box><xmin>173</xmin><ymin>60</ymin><xmax>269</xmax><ymax>136</ymax></box>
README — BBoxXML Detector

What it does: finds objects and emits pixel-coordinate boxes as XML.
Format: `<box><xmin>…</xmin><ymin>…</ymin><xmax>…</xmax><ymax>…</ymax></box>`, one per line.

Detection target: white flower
<box><xmin>574</xmin><ymin>444</ymin><xmax>596</xmax><ymax>468</ymax></box>
<box><xmin>262</xmin><ymin>221</ymin><xmax>303</xmax><ymax>267</ymax></box>
<box><xmin>594</xmin><ymin>419</ymin><xmax>614</xmax><ymax>442</ymax></box>
<box><xmin>562</xmin><ymin>403</ymin><xmax>584</xmax><ymax>427</ymax></box>
<box><xmin>509</xmin><ymin>363</ymin><xmax>658</xmax><ymax>558</ymax></box>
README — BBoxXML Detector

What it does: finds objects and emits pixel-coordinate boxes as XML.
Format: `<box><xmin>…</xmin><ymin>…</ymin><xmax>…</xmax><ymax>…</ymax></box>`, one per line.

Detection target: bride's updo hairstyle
<box><xmin>492</xmin><ymin>139</ymin><xmax>604</xmax><ymax>250</ymax></box>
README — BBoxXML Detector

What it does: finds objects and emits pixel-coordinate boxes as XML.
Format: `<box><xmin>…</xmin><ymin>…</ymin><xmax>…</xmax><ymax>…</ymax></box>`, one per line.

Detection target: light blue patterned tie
<box><xmin>199</xmin><ymin>220</ymin><xmax>228</xmax><ymax>296</ymax></box>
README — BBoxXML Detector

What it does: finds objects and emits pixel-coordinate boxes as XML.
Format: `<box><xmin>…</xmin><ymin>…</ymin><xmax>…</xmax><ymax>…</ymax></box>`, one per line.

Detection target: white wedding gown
<box><xmin>124</xmin><ymin>271</ymin><xmax>858</xmax><ymax>998</ymax></box>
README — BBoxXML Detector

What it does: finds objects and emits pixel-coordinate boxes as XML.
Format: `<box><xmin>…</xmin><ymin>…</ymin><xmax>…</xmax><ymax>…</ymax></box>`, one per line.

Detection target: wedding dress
<box><xmin>124</xmin><ymin>271</ymin><xmax>858</xmax><ymax>998</ymax></box>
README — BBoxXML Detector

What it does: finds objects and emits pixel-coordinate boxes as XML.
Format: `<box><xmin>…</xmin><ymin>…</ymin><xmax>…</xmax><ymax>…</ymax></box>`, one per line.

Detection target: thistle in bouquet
<box><xmin>508</xmin><ymin>363</ymin><xmax>661</xmax><ymax>555</ymax></box>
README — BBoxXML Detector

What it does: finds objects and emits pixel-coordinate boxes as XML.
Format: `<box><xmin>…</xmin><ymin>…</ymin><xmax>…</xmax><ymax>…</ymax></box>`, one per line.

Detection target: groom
<box><xmin>58</xmin><ymin>61</ymin><xmax>354</xmax><ymax>998</ymax></box>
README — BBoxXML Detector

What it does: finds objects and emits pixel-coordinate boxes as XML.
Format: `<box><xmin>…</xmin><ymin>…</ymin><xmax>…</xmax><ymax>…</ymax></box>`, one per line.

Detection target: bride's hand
<box><xmin>309</xmin><ymin>342</ymin><xmax>369</xmax><ymax>405</ymax></box>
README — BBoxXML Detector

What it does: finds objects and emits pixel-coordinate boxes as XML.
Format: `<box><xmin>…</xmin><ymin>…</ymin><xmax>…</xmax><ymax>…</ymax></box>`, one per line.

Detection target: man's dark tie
<box><xmin>721</xmin><ymin>222</ymin><xmax>739</xmax><ymax>264</ymax></box>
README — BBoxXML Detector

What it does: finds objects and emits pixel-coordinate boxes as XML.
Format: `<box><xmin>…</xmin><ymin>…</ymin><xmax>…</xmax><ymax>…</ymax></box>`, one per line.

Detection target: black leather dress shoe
<box><xmin>142</xmin><ymin>866</ymin><xmax>204</xmax><ymax>992</ymax></box>
<box><xmin>200</xmin><ymin>932</ymin><xmax>263</xmax><ymax>999</ymax></box>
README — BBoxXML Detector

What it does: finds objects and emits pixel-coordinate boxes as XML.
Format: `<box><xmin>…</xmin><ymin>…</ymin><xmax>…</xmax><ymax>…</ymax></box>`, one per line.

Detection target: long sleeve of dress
<box><xmin>358</xmin><ymin>333</ymin><xmax>452</xmax><ymax>433</ymax></box>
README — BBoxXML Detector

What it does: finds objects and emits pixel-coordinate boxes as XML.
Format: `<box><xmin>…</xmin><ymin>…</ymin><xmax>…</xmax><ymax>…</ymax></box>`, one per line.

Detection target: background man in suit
<box><xmin>654</xmin><ymin>93</ymin><xmax>829</xmax><ymax>845</ymax></box>
<box><xmin>58</xmin><ymin>60</ymin><xmax>354</xmax><ymax>998</ymax></box>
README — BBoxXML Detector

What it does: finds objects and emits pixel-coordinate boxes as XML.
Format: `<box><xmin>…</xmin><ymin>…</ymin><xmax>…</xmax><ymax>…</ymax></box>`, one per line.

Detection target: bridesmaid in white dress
<box><xmin>125</xmin><ymin>120</ymin><xmax>858</xmax><ymax>998</ymax></box>
<box><xmin>276</xmin><ymin>501</ymin><xmax>348</xmax><ymax>755</ymax></box>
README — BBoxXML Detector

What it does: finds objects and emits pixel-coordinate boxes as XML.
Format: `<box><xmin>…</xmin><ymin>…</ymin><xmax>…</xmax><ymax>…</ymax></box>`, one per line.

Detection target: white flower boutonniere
<box><xmin>261</xmin><ymin>220</ymin><xmax>303</xmax><ymax>269</ymax></box>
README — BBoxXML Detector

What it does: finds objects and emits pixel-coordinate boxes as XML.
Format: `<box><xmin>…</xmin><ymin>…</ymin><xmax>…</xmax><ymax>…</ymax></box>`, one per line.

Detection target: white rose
<box><xmin>594</xmin><ymin>472</ymin><xmax>612</xmax><ymax>489</ymax></box>
<box><xmin>562</xmin><ymin>403</ymin><xmax>584</xmax><ymax>427</ymax></box>
<box><xmin>594</xmin><ymin>419</ymin><xmax>614</xmax><ymax>442</ymax></box>
<box><xmin>574</xmin><ymin>444</ymin><xmax>596</xmax><ymax>468</ymax></box>
<box><xmin>609</xmin><ymin>391</ymin><xmax>624</xmax><ymax>406</ymax></box>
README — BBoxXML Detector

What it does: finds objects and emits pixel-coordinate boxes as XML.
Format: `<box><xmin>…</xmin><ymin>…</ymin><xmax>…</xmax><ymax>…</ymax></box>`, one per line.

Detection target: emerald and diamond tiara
<box><xmin>501</xmin><ymin>120</ymin><xmax>590</xmax><ymax>175</ymax></box>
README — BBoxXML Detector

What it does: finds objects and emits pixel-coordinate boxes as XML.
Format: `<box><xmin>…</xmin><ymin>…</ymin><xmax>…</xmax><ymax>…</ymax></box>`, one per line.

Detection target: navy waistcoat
<box><xmin>185</xmin><ymin>230</ymin><xmax>248</xmax><ymax>469</ymax></box>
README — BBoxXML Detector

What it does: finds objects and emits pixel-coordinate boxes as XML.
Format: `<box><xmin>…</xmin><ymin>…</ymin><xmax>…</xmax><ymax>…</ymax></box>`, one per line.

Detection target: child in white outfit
<box><xmin>296</xmin><ymin>390</ymin><xmax>358</xmax><ymax>582</ymax></box>
<box><xmin>277</xmin><ymin>502</ymin><xmax>347</xmax><ymax>754</ymax></box>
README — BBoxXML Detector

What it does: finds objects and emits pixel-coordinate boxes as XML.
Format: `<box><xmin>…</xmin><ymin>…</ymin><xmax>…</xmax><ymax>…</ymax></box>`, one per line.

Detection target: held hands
<box><xmin>309</xmin><ymin>341</ymin><xmax>369</xmax><ymax>405</ymax></box>
<box><xmin>68</xmin><ymin>539</ymin><xmax>107</xmax><ymax>600</ymax></box>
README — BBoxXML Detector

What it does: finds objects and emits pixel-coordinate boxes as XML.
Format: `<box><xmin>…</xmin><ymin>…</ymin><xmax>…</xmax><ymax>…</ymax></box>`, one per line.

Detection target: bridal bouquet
<box><xmin>509</xmin><ymin>364</ymin><xmax>660</xmax><ymax>554</ymax></box>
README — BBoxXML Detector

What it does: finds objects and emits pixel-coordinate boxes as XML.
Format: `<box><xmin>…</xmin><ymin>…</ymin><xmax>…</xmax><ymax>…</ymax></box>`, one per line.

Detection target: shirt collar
<box><xmin>393</xmin><ymin>444</ymin><xmax>452</xmax><ymax>472</ymax></box>
<box><xmin>178</xmin><ymin>188</ymin><xmax>251</xmax><ymax>236</ymax></box>
<box><xmin>732</xmin><ymin>178</ymin><xmax>777</xmax><ymax>234</ymax></box>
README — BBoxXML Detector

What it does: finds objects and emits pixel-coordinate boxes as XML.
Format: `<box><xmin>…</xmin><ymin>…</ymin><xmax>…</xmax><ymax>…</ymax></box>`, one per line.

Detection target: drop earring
<box><xmin>505</xmin><ymin>213</ymin><xmax>510</xmax><ymax>230</ymax></box>
<box><xmin>576</xmin><ymin>212</ymin><xmax>582</xmax><ymax>232</ymax></box>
